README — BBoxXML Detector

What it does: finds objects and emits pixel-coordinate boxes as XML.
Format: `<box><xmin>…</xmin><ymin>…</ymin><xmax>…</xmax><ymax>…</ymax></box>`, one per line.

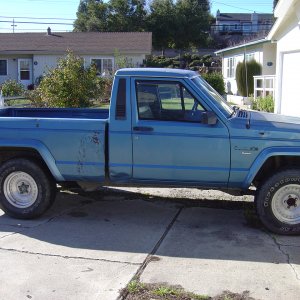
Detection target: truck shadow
<box><xmin>0</xmin><ymin>187</ymin><xmax>299</xmax><ymax>266</ymax></box>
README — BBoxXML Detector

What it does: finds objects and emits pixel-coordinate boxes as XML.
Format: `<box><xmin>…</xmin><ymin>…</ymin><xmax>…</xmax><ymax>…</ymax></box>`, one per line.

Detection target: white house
<box><xmin>215</xmin><ymin>39</ymin><xmax>276</xmax><ymax>97</ymax></box>
<box><xmin>0</xmin><ymin>30</ymin><xmax>152</xmax><ymax>88</ymax></box>
<box><xmin>268</xmin><ymin>0</ymin><xmax>300</xmax><ymax>117</ymax></box>
<box><xmin>213</xmin><ymin>11</ymin><xmax>273</xmax><ymax>37</ymax></box>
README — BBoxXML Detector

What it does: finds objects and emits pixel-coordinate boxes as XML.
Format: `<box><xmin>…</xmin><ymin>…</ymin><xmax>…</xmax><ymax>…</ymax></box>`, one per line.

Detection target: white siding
<box><xmin>33</xmin><ymin>55</ymin><xmax>61</xmax><ymax>82</ymax></box>
<box><xmin>220</xmin><ymin>42</ymin><xmax>277</xmax><ymax>96</ymax></box>
<box><xmin>262</xmin><ymin>43</ymin><xmax>276</xmax><ymax>75</ymax></box>
<box><xmin>274</xmin><ymin>6</ymin><xmax>300</xmax><ymax>115</ymax></box>
<box><xmin>33</xmin><ymin>53</ymin><xmax>146</xmax><ymax>82</ymax></box>
<box><xmin>0</xmin><ymin>55</ymin><xmax>31</xmax><ymax>85</ymax></box>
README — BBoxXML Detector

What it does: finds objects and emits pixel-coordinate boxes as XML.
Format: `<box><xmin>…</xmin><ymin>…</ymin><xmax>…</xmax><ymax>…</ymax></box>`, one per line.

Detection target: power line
<box><xmin>0</xmin><ymin>15</ymin><xmax>75</xmax><ymax>21</ymax></box>
<box><xmin>0</xmin><ymin>20</ymin><xmax>73</xmax><ymax>25</ymax></box>
<box><xmin>0</xmin><ymin>28</ymin><xmax>72</xmax><ymax>31</ymax></box>
<box><xmin>212</xmin><ymin>1</ymin><xmax>269</xmax><ymax>13</ymax></box>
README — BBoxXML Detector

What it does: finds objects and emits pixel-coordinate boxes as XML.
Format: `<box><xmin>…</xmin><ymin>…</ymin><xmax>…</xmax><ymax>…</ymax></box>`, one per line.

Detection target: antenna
<box><xmin>11</xmin><ymin>18</ymin><xmax>17</xmax><ymax>33</ymax></box>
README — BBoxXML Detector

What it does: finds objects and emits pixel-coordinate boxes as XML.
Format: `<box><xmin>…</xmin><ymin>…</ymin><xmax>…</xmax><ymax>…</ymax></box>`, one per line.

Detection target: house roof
<box><xmin>215</xmin><ymin>38</ymin><xmax>269</xmax><ymax>55</ymax></box>
<box><xmin>268</xmin><ymin>0</ymin><xmax>300</xmax><ymax>40</ymax></box>
<box><xmin>216</xmin><ymin>12</ymin><xmax>273</xmax><ymax>24</ymax></box>
<box><xmin>0</xmin><ymin>31</ymin><xmax>152</xmax><ymax>55</ymax></box>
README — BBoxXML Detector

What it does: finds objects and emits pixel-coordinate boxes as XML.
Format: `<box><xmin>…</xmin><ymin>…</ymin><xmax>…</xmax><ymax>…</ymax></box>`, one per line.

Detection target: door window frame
<box><xmin>18</xmin><ymin>58</ymin><xmax>33</xmax><ymax>84</ymax></box>
<box><xmin>134</xmin><ymin>79</ymin><xmax>208</xmax><ymax>123</ymax></box>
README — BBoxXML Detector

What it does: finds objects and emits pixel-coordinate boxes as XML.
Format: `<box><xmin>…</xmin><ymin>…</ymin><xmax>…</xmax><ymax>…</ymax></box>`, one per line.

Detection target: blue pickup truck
<box><xmin>0</xmin><ymin>68</ymin><xmax>300</xmax><ymax>235</ymax></box>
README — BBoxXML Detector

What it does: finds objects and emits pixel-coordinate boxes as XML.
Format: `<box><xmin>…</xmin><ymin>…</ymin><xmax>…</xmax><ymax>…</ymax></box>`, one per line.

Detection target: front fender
<box><xmin>0</xmin><ymin>138</ymin><xmax>64</xmax><ymax>181</ymax></box>
<box><xmin>242</xmin><ymin>146</ymin><xmax>300</xmax><ymax>189</ymax></box>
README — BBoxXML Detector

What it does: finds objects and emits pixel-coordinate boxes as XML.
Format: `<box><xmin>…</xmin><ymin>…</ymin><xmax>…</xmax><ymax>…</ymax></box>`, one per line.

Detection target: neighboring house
<box><xmin>212</xmin><ymin>11</ymin><xmax>273</xmax><ymax>36</ymax></box>
<box><xmin>268</xmin><ymin>0</ymin><xmax>300</xmax><ymax>117</ymax></box>
<box><xmin>0</xmin><ymin>29</ymin><xmax>152</xmax><ymax>87</ymax></box>
<box><xmin>215</xmin><ymin>38</ymin><xmax>277</xmax><ymax>97</ymax></box>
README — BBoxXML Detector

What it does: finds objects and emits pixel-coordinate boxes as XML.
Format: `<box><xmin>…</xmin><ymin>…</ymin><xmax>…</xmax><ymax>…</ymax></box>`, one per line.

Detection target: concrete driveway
<box><xmin>0</xmin><ymin>187</ymin><xmax>299</xmax><ymax>300</ymax></box>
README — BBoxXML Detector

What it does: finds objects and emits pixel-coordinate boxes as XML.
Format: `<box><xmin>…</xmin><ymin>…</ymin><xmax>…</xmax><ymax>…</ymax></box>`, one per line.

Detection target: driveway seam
<box><xmin>0</xmin><ymin>232</ymin><xmax>18</xmax><ymax>240</ymax></box>
<box><xmin>0</xmin><ymin>247</ymin><xmax>142</xmax><ymax>266</ymax></box>
<box><xmin>118</xmin><ymin>206</ymin><xmax>183</xmax><ymax>300</ymax></box>
<box><xmin>267</xmin><ymin>233</ymin><xmax>300</xmax><ymax>281</ymax></box>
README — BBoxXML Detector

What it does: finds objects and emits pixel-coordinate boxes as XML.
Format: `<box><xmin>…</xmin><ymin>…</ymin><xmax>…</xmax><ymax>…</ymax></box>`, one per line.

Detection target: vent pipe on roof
<box><xmin>47</xmin><ymin>27</ymin><xmax>51</xmax><ymax>35</ymax></box>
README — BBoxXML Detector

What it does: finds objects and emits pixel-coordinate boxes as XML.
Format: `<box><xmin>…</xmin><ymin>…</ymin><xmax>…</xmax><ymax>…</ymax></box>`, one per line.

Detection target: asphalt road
<box><xmin>0</xmin><ymin>187</ymin><xmax>299</xmax><ymax>300</ymax></box>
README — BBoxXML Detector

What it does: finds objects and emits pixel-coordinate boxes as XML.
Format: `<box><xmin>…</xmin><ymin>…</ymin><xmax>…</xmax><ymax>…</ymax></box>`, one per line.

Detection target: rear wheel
<box><xmin>255</xmin><ymin>169</ymin><xmax>300</xmax><ymax>235</ymax></box>
<box><xmin>0</xmin><ymin>158</ymin><xmax>56</xmax><ymax>219</ymax></box>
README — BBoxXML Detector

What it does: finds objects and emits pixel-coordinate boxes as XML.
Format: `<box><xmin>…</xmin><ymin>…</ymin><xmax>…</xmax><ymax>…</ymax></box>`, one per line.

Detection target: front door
<box><xmin>18</xmin><ymin>59</ymin><xmax>33</xmax><ymax>87</ymax></box>
<box><xmin>131</xmin><ymin>78</ymin><xmax>231</xmax><ymax>187</ymax></box>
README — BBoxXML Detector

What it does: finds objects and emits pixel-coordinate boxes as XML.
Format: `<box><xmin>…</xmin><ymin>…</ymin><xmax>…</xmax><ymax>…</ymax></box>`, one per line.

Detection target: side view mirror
<box><xmin>201</xmin><ymin>111</ymin><xmax>218</xmax><ymax>125</ymax></box>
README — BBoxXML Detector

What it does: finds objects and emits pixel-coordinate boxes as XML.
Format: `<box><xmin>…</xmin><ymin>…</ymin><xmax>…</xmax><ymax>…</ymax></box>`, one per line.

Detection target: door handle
<box><xmin>133</xmin><ymin>126</ymin><xmax>154</xmax><ymax>132</ymax></box>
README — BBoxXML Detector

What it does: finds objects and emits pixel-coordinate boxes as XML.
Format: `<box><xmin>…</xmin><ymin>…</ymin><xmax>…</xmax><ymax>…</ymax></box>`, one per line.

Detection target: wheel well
<box><xmin>253</xmin><ymin>155</ymin><xmax>300</xmax><ymax>186</ymax></box>
<box><xmin>0</xmin><ymin>147</ymin><xmax>55</xmax><ymax>181</ymax></box>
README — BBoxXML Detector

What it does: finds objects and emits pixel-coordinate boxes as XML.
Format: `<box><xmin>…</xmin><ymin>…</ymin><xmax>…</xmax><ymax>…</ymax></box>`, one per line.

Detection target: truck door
<box><xmin>131</xmin><ymin>78</ymin><xmax>230</xmax><ymax>187</ymax></box>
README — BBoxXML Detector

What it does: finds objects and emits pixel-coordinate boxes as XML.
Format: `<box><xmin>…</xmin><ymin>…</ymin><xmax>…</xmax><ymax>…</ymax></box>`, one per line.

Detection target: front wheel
<box><xmin>256</xmin><ymin>169</ymin><xmax>300</xmax><ymax>235</ymax></box>
<box><xmin>0</xmin><ymin>158</ymin><xmax>56</xmax><ymax>219</ymax></box>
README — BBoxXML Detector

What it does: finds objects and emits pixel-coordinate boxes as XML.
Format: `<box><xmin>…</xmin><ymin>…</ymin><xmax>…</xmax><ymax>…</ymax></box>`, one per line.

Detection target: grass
<box><xmin>122</xmin><ymin>281</ymin><xmax>255</xmax><ymax>300</ymax></box>
<box><xmin>5</xmin><ymin>98</ymin><xmax>31</xmax><ymax>107</ymax></box>
<box><xmin>123</xmin><ymin>281</ymin><xmax>209</xmax><ymax>299</ymax></box>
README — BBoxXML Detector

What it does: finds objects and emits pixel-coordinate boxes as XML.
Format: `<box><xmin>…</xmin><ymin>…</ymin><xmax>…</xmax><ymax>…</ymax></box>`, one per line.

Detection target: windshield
<box><xmin>192</xmin><ymin>76</ymin><xmax>234</xmax><ymax>118</ymax></box>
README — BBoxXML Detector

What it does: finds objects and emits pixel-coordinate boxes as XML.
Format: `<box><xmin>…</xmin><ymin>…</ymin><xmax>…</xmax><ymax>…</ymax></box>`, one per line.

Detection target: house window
<box><xmin>246</xmin><ymin>53</ymin><xmax>255</xmax><ymax>62</ymax></box>
<box><xmin>243</xmin><ymin>23</ymin><xmax>252</xmax><ymax>32</ymax></box>
<box><xmin>91</xmin><ymin>58</ymin><xmax>113</xmax><ymax>76</ymax></box>
<box><xmin>0</xmin><ymin>60</ymin><xmax>7</xmax><ymax>76</ymax></box>
<box><xmin>226</xmin><ymin>57</ymin><xmax>235</xmax><ymax>78</ymax></box>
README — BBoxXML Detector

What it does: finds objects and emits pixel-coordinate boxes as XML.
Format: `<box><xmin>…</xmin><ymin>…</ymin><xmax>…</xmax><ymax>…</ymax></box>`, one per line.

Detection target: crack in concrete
<box><xmin>0</xmin><ymin>232</ymin><xmax>18</xmax><ymax>240</ymax></box>
<box><xmin>275</xmin><ymin>244</ymin><xmax>300</xmax><ymax>248</ymax></box>
<box><xmin>118</xmin><ymin>206</ymin><xmax>183</xmax><ymax>300</ymax></box>
<box><xmin>0</xmin><ymin>247</ymin><xmax>141</xmax><ymax>266</ymax></box>
<box><xmin>267</xmin><ymin>233</ymin><xmax>300</xmax><ymax>281</ymax></box>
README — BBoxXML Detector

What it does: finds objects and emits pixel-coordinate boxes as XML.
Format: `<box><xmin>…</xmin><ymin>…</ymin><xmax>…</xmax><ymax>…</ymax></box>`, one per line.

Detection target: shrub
<box><xmin>37</xmin><ymin>51</ymin><xmax>104</xmax><ymax>108</ymax></box>
<box><xmin>202</xmin><ymin>72</ymin><xmax>225</xmax><ymax>95</ymax></box>
<box><xmin>0</xmin><ymin>79</ymin><xmax>25</xmax><ymax>97</ymax></box>
<box><xmin>189</xmin><ymin>60</ymin><xmax>202</xmax><ymax>67</ymax></box>
<box><xmin>251</xmin><ymin>95</ymin><xmax>274</xmax><ymax>112</ymax></box>
<box><xmin>191</xmin><ymin>54</ymin><xmax>201</xmax><ymax>60</ymax></box>
<box><xmin>25</xmin><ymin>89</ymin><xmax>45</xmax><ymax>108</ymax></box>
<box><xmin>236</xmin><ymin>59</ymin><xmax>262</xmax><ymax>96</ymax></box>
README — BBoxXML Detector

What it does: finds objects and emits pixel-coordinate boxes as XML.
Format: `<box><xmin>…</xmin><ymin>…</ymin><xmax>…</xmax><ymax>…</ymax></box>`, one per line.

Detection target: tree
<box><xmin>107</xmin><ymin>0</ymin><xmax>146</xmax><ymax>31</ymax></box>
<box><xmin>37</xmin><ymin>52</ymin><xmax>104</xmax><ymax>107</ymax></box>
<box><xmin>174</xmin><ymin>0</ymin><xmax>212</xmax><ymax>50</ymax></box>
<box><xmin>147</xmin><ymin>0</ymin><xmax>176</xmax><ymax>52</ymax></box>
<box><xmin>74</xmin><ymin>0</ymin><xmax>146</xmax><ymax>32</ymax></box>
<box><xmin>74</xmin><ymin>0</ymin><xmax>110</xmax><ymax>32</ymax></box>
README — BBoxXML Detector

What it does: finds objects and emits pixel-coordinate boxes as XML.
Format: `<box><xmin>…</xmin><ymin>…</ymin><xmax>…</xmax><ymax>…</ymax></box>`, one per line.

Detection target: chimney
<box><xmin>47</xmin><ymin>27</ymin><xmax>51</xmax><ymax>35</ymax></box>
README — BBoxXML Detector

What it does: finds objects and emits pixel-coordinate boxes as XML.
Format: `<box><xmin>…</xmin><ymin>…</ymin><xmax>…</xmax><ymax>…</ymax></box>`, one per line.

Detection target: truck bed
<box><xmin>0</xmin><ymin>107</ymin><xmax>109</xmax><ymax>119</ymax></box>
<box><xmin>0</xmin><ymin>107</ymin><xmax>109</xmax><ymax>182</ymax></box>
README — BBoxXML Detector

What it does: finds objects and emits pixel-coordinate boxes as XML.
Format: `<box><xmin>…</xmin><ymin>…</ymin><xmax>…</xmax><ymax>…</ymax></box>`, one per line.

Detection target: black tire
<box><xmin>0</xmin><ymin>158</ymin><xmax>56</xmax><ymax>219</ymax></box>
<box><xmin>255</xmin><ymin>169</ymin><xmax>300</xmax><ymax>235</ymax></box>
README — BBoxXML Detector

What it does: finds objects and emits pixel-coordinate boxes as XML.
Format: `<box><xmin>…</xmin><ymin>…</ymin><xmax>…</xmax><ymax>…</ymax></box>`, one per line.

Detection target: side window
<box><xmin>136</xmin><ymin>81</ymin><xmax>205</xmax><ymax>122</ymax></box>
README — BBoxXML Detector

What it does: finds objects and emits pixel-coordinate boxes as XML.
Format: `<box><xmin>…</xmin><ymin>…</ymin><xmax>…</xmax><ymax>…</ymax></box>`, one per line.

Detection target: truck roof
<box><xmin>115</xmin><ymin>68</ymin><xmax>197</xmax><ymax>78</ymax></box>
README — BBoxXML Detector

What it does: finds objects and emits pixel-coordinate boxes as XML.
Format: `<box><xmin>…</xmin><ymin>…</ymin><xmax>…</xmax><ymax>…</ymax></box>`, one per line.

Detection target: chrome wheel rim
<box><xmin>272</xmin><ymin>184</ymin><xmax>300</xmax><ymax>225</ymax></box>
<box><xmin>3</xmin><ymin>171</ymin><xmax>38</xmax><ymax>208</ymax></box>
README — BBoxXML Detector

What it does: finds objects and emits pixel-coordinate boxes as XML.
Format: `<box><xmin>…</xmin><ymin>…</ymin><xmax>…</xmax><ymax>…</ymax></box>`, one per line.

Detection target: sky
<box><xmin>0</xmin><ymin>0</ymin><xmax>274</xmax><ymax>33</ymax></box>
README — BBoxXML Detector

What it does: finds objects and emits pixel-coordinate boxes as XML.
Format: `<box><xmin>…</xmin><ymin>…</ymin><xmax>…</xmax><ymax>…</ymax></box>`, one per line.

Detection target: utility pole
<box><xmin>11</xmin><ymin>19</ymin><xmax>17</xmax><ymax>33</ymax></box>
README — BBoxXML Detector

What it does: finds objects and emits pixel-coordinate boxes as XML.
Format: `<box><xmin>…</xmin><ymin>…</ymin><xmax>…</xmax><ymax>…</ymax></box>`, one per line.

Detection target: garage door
<box><xmin>281</xmin><ymin>52</ymin><xmax>300</xmax><ymax>117</ymax></box>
